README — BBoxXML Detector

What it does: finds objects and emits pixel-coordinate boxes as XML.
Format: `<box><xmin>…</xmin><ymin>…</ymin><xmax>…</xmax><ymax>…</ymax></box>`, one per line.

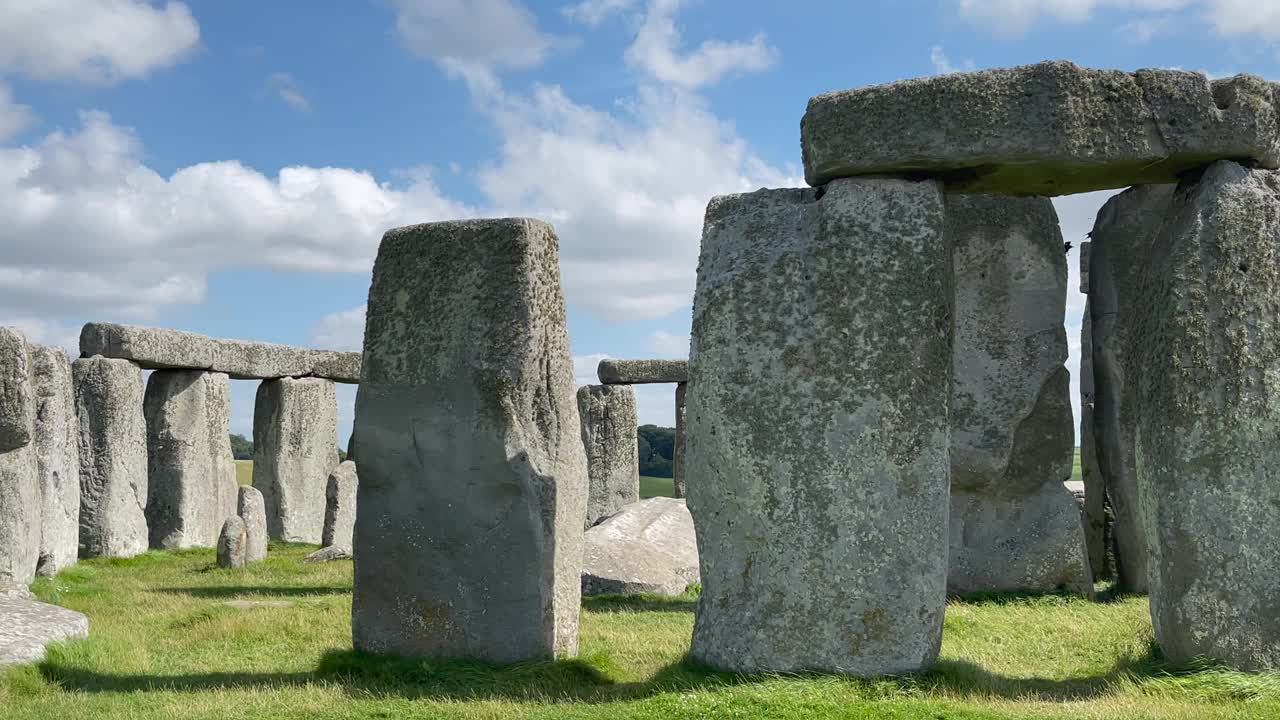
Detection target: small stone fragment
<box><xmin>216</xmin><ymin>516</ymin><xmax>248</xmax><ymax>569</ymax></box>
<box><xmin>237</xmin><ymin>485</ymin><xmax>268</xmax><ymax>563</ymax></box>
<box><xmin>322</xmin><ymin>460</ymin><xmax>358</xmax><ymax>549</ymax></box>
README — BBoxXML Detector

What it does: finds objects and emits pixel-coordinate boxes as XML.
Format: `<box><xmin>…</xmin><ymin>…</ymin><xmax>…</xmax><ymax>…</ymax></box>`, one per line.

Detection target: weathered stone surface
<box><xmin>1090</xmin><ymin>183</ymin><xmax>1175</xmax><ymax>593</ymax></box>
<box><xmin>252</xmin><ymin>377</ymin><xmax>339</xmax><ymax>544</ymax></box>
<box><xmin>237</xmin><ymin>485</ymin><xmax>268</xmax><ymax>563</ymax></box>
<box><xmin>216</xmin><ymin>516</ymin><xmax>247</xmax><ymax>569</ymax></box>
<box><xmin>73</xmin><ymin>357</ymin><xmax>148</xmax><ymax>559</ymax></box>
<box><xmin>687</xmin><ymin>179</ymin><xmax>951</xmax><ymax>676</ymax></box>
<box><xmin>0</xmin><ymin>444</ymin><xmax>38</xmax><ymax>590</ymax></box>
<box><xmin>0</xmin><ymin>327</ymin><xmax>33</xmax><ymax>452</ymax></box>
<box><xmin>144</xmin><ymin>371</ymin><xmax>236</xmax><ymax>549</ymax></box>
<box><xmin>353</xmin><ymin>218</ymin><xmax>588</xmax><ymax>662</ymax></box>
<box><xmin>1079</xmin><ymin>242</ymin><xmax>1092</xmax><ymax>294</ymax></box>
<box><xmin>597</xmin><ymin>359</ymin><xmax>687</xmax><ymax>385</ymax></box>
<box><xmin>1079</xmin><ymin>304</ymin><xmax>1111</xmax><ymax>582</ymax></box>
<box><xmin>322</xmin><ymin>460</ymin><xmax>358</xmax><ymax>549</ymax></box>
<box><xmin>673</xmin><ymin>382</ymin><xmax>687</xmax><ymax>499</ymax></box>
<box><xmin>801</xmin><ymin>61</ymin><xmax>1280</xmax><ymax>195</ymax></box>
<box><xmin>0</xmin><ymin>597</ymin><xmax>89</xmax><ymax>667</ymax></box>
<box><xmin>578</xmin><ymin>385</ymin><xmax>639</xmax><ymax>528</ymax></box>
<box><xmin>29</xmin><ymin>345</ymin><xmax>80</xmax><ymax>577</ymax></box>
<box><xmin>947</xmin><ymin>195</ymin><xmax>1090</xmax><ymax>595</ymax></box>
<box><xmin>1134</xmin><ymin>161</ymin><xmax>1280</xmax><ymax>671</ymax></box>
<box><xmin>303</xmin><ymin>545</ymin><xmax>351</xmax><ymax>563</ymax></box>
<box><xmin>582</xmin><ymin>497</ymin><xmax>698</xmax><ymax>596</ymax></box>
<box><xmin>79</xmin><ymin>323</ymin><xmax>361</xmax><ymax>383</ymax></box>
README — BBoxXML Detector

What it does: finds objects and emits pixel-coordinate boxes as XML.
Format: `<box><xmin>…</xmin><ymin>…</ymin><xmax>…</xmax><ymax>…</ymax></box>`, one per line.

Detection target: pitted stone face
<box><xmin>577</xmin><ymin>384</ymin><xmax>639</xmax><ymax>529</ymax></box>
<box><xmin>802</xmin><ymin>61</ymin><xmax>1280</xmax><ymax>195</ymax></box>
<box><xmin>29</xmin><ymin>344</ymin><xmax>80</xmax><ymax>578</ymax></box>
<box><xmin>0</xmin><ymin>327</ymin><xmax>34</xmax><ymax>452</ymax></box>
<box><xmin>596</xmin><ymin>359</ymin><xmax>687</xmax><ymax>385</ymax></box>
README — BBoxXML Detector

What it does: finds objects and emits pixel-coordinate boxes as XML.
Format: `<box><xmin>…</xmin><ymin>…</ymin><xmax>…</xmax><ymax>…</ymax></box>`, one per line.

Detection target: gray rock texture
<box><xmin>74</xmin><ymin>357</ymin><xmax>148</xmax><ymax>559</ymax></box>
<box><xmin>0</xmin><ymin>444</ymin><xmax>38</xmax><ymax>590</ymax></box>
<box><xmin>144</xmin><ymin>371</ymin><xmax>237</xmax><ymax>549</ymax></box>
<box><xmin>687</xmin><ymin>179</ymin><xmax>951</xmax><ymax>676</ymax></box>
<box><xmin>673</xmin><ymin>382</ymin><xmax>687</xmax><ymax>499</ymax></box>
<box><xmin>577</xmin><ymin>385</ymin><xmax>639</xmax><ymax>528</ymax></box>
<box><xmin>252</xmin><ymin>377</ymin><xmax>339</xmax><ymax>544</ymax></box>
<box><xmin>1079</xmin><ymin>304</ymin><xmax>1111</xmax><ymax>582</ymax></box>
<box><xmin>947</xmin><ymin>195</ymin><xmax>1090</xmax><ymax>595</ymax></box>
<box><xmin>0</xmin><ymin>597</ymin><xmax>89</xmax><ymax>667</ymax></box>
<box><xmin>216</xmin><ymin>516</ymin><xmax>248</xmax><ymax>569</ymax></box>
<box><xmin>1133</xmin><ymin>160</ymin><xmax>1280</xmax><ymax>671</ymax></box>
<box><xmin>304</xmin><ymin>545</ymin><xmax>352</xmax><ymax>563</ymax></box>
<box><xmin>352</xmin><ymin>218</ymin><xmax>588</xmax><ymax>662</ymax></box>
<box><xmin>29</xmin><ymin>344</ymin><xmax>80</xmax><ymax>577</ymax></box>
<box><xmin>0</xmin><ymin>327</ymin><xmax>33</xmax><ymax>452</ymax></box>
<box><xmin>582</xmin><ymin>497</ymin><xmax>699</xmax><ymax>596</ymax></box>
<box><xmin>1090</xmin><ymin>183</ymin><xmax>1175</xmax><ymax>593</ymax></box>
<box><xmin>79</xmin><ymin>323</ymin><xmax>361</xmax><ymax>383</ymax></box>
<box><xmin>801</xmin><ymin>61</ymin><xmax>1280</xmax><ymax>195</ymax></box>
<box><xmin>322</xmin><ymin>460</ymin><xmax>358</xmax><ymax>549</ymax></box>
<box><xmin>237</xmin><ymin>485</ymin><xmax>268</xmax><ymax>563</ymax></box>
<box><xmin>596</xmin><ymin>359</ymin><xmax>687</xmax><ymax>385</ymax></box>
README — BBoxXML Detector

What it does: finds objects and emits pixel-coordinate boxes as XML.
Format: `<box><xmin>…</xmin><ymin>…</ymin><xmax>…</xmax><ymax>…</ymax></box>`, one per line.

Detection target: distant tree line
<box><xmin>230</xmin><ymin>433</ymin><xmax>347</xmax><ymax>462</ymax></box>
<box><xmin>638</xmin><ymin>424</ymin><xmax>675</xmax><ymax>478</ymax></box>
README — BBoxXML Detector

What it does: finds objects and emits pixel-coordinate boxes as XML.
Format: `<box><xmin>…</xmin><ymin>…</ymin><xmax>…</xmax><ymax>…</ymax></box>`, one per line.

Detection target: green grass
<box><xmin>235</xmin><ymin>459</ymin><xmax>253</xmax><ymax>486</ymax></box>
<box><xmin>639</xmin><ymin>475</ymin><xmax>674</xmax><ymax>498</ymax></box>
<box><xmin>1071</xmin><ymin>448</ymin><xmax>1082</xmax><ymax>483</ymax></box>
<box><xmin>4</xmin><ymin>547</ymin><xmax>1278</xmax><ymax>719</ymax></box>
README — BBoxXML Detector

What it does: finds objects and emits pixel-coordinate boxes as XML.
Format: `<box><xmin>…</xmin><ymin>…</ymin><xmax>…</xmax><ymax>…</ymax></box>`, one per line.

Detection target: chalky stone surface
<box><xmin>322</xmin><ymin>460</ymin><xmax>358</xmax><ymax>549</ymax></box>
<box><xmin>1090</xmin><ymin>184</ymin><xmax>1175</xmax><ymax>594</ymax></box>
<box><xmin>29</xmin><ymin>345</ymin><xmax>80</xmax><ymax>577</ymax></box>
<box><xmin>353</xmin><ymin>218</ymin><xmax>588</xmax><ymax>662</ymax></box>
<box><xmin>582</xmin><ymin>497</ymin><xmax>698</xmax><ymax>596</ymax></box>
<box><xmin>0</xmin><ymin>444</ymin><xmax>38</xmax><ymax>590</ymax></box>
<box><xmin>252</xmin><ymin>377</ymin><xmax>339</xmax><ymax>544</ymax></box>
<box><xmin>74</xmin><ymin>357</ymin><xmax>148</xmax><ymax>559</ymax></box>
<box><xmin>216</xmin><ymin>516</ymin><xmax>248</xmax><ymax>569</ymax></box>
<box><xmin>0</xmin><ymin>327</ymin><xmax>33</xmax><ymax>452</ymax></box>
<box><xmin>237</xmin><ymin>485</ymin><xmax>268</xmax><ymax>563</ymax></box>
<box><xmin>79</xmin><ymin>322</ymin><xmax>361</xmax><ymax>383</ymax></box>
<box><xmin>1134</xmin><ymin>161</ymin><xmax>1280</xmax><ymax>671</ymax></box>
<box><xmin>802</xmin><ymin>61</ymin><xmax>1280</xmax><ymax>195</ymax></box>
<box><xmin>946</xmin><ymin>195</ymin><xmax>1090</xmax><ymax>595</ymax></box>
<box><xmin>0</xmin><ymin>597</ymin><xmax>89</xmax><ymax>667</ymax></box>
<box><xmin>687</xmin><ymin>179</ymin><xmax>951</xmax><ymax>676</ymax></box>
<box><xmin>597</xmin><ymin>359</ymin><xmax>687</xmax><ymax>385</ymax></box>
<box><xmin>578</xmin><ymin>385</ymin><xmax>639</xmax><ymax>529</ymax></box>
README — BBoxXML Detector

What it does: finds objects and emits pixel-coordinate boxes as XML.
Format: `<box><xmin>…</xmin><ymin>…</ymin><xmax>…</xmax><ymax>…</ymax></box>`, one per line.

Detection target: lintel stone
<box><xmin>597</xmin><ymin>359</ymin><xmax>687</xmax><ymax>385</ymax></box>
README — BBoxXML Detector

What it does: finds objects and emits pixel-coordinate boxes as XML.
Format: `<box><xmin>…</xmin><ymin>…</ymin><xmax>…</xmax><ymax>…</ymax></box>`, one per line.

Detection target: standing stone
<box><xmin>237</xmin><ymin>485</ymin><xmax>268</xmax><ymax>563</ymax></box>
<box><xmin>577</xmin><ymin>385</ymin><xmax>639</xmax><ymax>528</ymax></box>
<box><xmin>1134</xmin><ymin>161</ymin><xmax>1280</xmax><ymax>671</ymax></box>
<box><xmin>1079</xmin><ymin>304</ymin><xmax>1111</xmax><ymax>582</ymax></box>
<box><xmin>946</xmin><ymin>195</ymin><xmax>1090</xmax><ymax>595</ymax></box>
<box><xmin>74</xmin><ymin>357</ymin><xmax>148</xmax><ymax>559</ymax></box>
<box><xmin>1090</xmin><ymin>183</ymin><xmax>1175</xmax><ymax>594</ymax></box>
<box><xmin>216</xmin><ymin>516</ymin><xmax>248</xmax><ymax>569</ymax></box>
<box><xmin>0</xmin><ymin>327</ymin><xmax>38</xmax><ymax>588</ymax></box>
<box><xmin>29</xmin><ymin>345</ymin><xmax>80</xmax><ymax>577</ymax></box>
<box><xmin>144</xmin><ymin>371</ymin><xmax>236</xmax><ymax>548</ymax></box>
<box><xmin>687</xmin><ymin>179</ymin><xmax>951</xmax><ymax>676</ymax></box>
<box><xmin>0</xmin><ymin>328</ymin><xmax>33</xmax><ymax>452</ymax></box>
<box><xmin>353</xmin><ymin>218</ymin><xmax>588</xmax><ymax>662</ymax></box>
<box><xmin>322</xmin><ymin>460</ymin><xmax>358</xmax><ymax>549</ymax></box>
<box><xmin>673</xmin><ymin>383</ymin><xmax>687</xmax><ymax>499</ymax></box>
<box><xmin>252</xmin><ymin>377</ymin><xmax>339</xmax><ymax>544</ymax></box>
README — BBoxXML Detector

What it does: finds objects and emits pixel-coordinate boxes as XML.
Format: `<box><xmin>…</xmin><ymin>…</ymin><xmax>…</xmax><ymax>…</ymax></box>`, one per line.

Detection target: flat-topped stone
<box><xmin>597</xmin><ymin>359</ymin><xmax>687</xmax><ymax>385</ymax></box>
<box><xmin>79</xmin><ymin>323</ymin><xmax>361</xmax><ymax>383</ymax></box>
<box><xmin>0</xmin><ymin>597</ymin><xmax>89</xmax><ymax>667</ymax></box>
<box><xmin>801</xmin><ymin>61</ymin><xmax>1280</xmax><ymax>195</ymax></box>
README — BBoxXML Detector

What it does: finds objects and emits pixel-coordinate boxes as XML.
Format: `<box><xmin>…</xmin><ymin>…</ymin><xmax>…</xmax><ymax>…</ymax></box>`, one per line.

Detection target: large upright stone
<box><xmin>0</xmin><ymin>328</ymin><xmax>38</xmax><ymax>590</ymax></box>
<box><xmin>1134</xmin><ymin>160</ymin><xmax>1280</xmax><ymax>670</ymax></box>
<box><xmin>73</xmin><ymin>357</ymin><xmax>148</xmax><ymax>559</ymax></box>
<box><xmin>687</xmin><ymin>179</ymin><xmax>951</xmax><ymax>676</ymax></box>
<box><xmin>0</xmin><ymin>327</ymin><xmax>33</xmax><ymax>452</ymax></box>
<box><xmin>322</xmin><ymin>460</ymin><xmax>358</xmax><ymax>549</ymax></box>
<box><xmin>1090</xmin><ymin>183</ymin><xmax>1175</xmax><ymax>594</ymax></box>
<box><xmin>144</xmin><ymin>371</ymin><xmax>236</xmax><ymax>549</ymax></box>
<box><xmin>29</xmin><ymin>344</ymin><xmax>80</xmax><ymax>577</ymax></box>
<box><xmin>577</xmin><ymin>385</ymin><xmax>639</xmax><ymax>528</ymax></box>
<box><xmin>801</xmin><ymin>61</ymin><xmax>1280</xmax><ymax>195</ymax></box>
<box><xmin>252</xmin><ymin>377</ymin><xmax>339</xmax><ymax>544</ymax></box>
<box><xmin>673</xmin><ymin>382</ymin><xmax>687</xmax><ymax>499</ymax></box>
<box><xmin>237</xmin><ymin>485</ymin><xmax>267</xmax><ymax>563</ymax></box>
<box><xmin>353</xmin><ymin>218</ymin><xmax>588</xmax><ymax>662</ymax></box>
<box><xmin>946</xmin><ymin>195</ymin><xmax>1090</xmax><ymax>595</ymax></box>
<box><xmin>1079</xmin><ymin>304</ymin><xmax>1111</xmax><ymax>582</ymax></box>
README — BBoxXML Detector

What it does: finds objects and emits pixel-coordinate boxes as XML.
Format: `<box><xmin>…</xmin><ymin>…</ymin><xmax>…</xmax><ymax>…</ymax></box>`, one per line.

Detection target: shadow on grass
<box><xmin>38</xmin><ymin>666</ymin><xmax>315</xmax><ymax>693</ymax></box>
<box><xmin>155</xmin><ymin>586</ymin><xmax>350</xmax><ymax>598</ymax></box>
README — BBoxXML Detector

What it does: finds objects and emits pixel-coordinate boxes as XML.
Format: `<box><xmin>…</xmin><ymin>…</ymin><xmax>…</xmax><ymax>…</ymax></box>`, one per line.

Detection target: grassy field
<box><xmin>235</xmin><ymin>459</ymin><xmax>253</xmax><ymax>486</ymax></box>
<box><xmin>1072</xmin><ymin>448</ymin><xmax>1082</xmax><ymax>483</ymax></box>
<box><xmin>3</xmin><ymin>546</ymin><xmax>1277</xmax><ymax>720</ymax></box>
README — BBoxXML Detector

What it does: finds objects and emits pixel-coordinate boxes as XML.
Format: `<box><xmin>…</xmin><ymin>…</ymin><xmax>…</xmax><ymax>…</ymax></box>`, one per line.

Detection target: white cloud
<box><xmin>266</xmin><ymin>72</ymin><xmax>311</xmax><ymax>112</ymax></box>
<box><xmin>954</xmin><ymin>0</ymin><xmax>1280</xmax><ymax>40</ymax></box>
<box><xmin>390</xmin><ymin>0</ymin><xmax>556</xmax><ymax>71</ymax></box>
<box><xmin>646</xmin><ymin>330</ymin><xmax>689</xmax><ymax>358</ymax></box>
<box><xmin>0</xmin><ymin>82</ymin><xmax>33</xmax><ymax>140</ymax></box>
<box><xmin>311</xmin><ymin>305</ymin><xmax>366</xmax><ymax>351</ymax></box>
<box><xmin>563</xmin><ymin>0</ymin><xmax>636</xmax><ymax>25</ymax></box>
<box><xmin>1205</xmin><ymin>0</ymin><xmax>1280</xmax><ymax>39</ymax></box>
<box><xmin>0</xmin><ymin>0</ymin><xmax>200</xmax><ymax>83</ymax></box>
<box><xmin>954</xmin><ymin>0</ymin><xmax>1192</xmax><ymax>36</ymax></box>
<box><xmin>625</xmin><ymin>0</ymin><xmax>778</xmax><ymax>89</ymax></box>
<box><xmin>930</xmin><ymin>46</ymin><xmax>975</xmax><ymax>74</ymax></box>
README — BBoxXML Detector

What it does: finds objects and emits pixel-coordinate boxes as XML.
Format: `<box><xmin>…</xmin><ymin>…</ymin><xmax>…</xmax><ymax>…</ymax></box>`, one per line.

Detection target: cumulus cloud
<box><xmin>625</xmin><ymin>0</ymin><xmax>778</xmax><ymax>89</ymax></box>
<box><xmin>389</xmin><ymin>0</ymin><xmax>557</xmax><ymax>71</ymax></box>
<box><xmin>311</xmin><ymin>305</ymin><xmax>367</xmax><ymax>351</ymax></box>
<box><xmin>1205</xmin><ymin>0</ymin><xmax>1280</xmax><ymax>39</ymax></box>
<box><xmin>0</xmin><ymin>82</ymin><xmax>33</xmax><ymax>140</ymax></box>
<box><xmin>646</xmin><ymin>330</ymin><xmax>689</xmax><ymax>358</ymax></box>
<box><xmin>954</xmin><ymin>0</ymin><xmax>1280</xmax><ymax>40</ymax></box>
<box><xmin>930</xmin><ymin>46</ymin><xmax>975</xmax><ymax>74</ymax></box>
<box><xmin>0</xmin><ymin>0</ymin><xmax>200</xmax><ymax>83</ymax></box>
<box><xmin>266</xmin><ymin>72</ymin><xmax>311</xmax><ymax>112</ymax></box>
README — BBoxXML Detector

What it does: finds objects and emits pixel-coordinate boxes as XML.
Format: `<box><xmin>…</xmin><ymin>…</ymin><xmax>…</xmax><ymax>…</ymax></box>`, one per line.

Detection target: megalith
<box><xmin>1089</xmin><ymin>183</ymin><xmax>1175</xmax><ymax>594</ymax></box>
<box><xmin>29</xmin><ymin>344</ymin><xmax>80</xmax><ymax>577</ymax></box>
<box><xmin>1079</xmin><ymin>303</ymin><xmax>1111</xmax><ymax>582</ymax></box>
<box><xmin>322</xmin><ymin>460</ymin><xmax>358</xmax><ymax>549</ymax></box>
<box><xmin>686</xmin><ymin>179</ymin><xmax>951</xmax><ymax>676</ymax></box>
<box><xmin>352</xmin><ymin>218</ymin><xmax>588</xmax><ymax>662</ymax></box>
<box><xmin>1134</xmin><ymin>160</ymin><xmax>1280</xmax><ymax>671</ymax></box>
<box><xmin>237</xmin><ymin>485</ymin><xmax>268</xmax><ymax>563</ymax></box>
<box><xmin>216</xmin><ymin>516</ymin><xmax>248</xmax><ymax>569</ymax></box>
<box><xmin>74</xmin><ymin>357</ymin><xmax>148</xmax><ymax>559</ymax></box>
<box><xmin>946</xmin><ymin>195</ymin><xmax>1090</xmax><ymax>595</ymax></box>
<box><xmin>252</xmin><ymin>377</ymin><xmax>339</xmax><ymax>544</ymax></box>
<box><xmin>144</xmin><ymin>370</ymin><xmax>237</xmax><ymax>549</ymax></box>
<box><xmin>577</xmin><ymin>384</ymin><xmax>639</xmax><ymax>528</ymax></box>
<box><xmin>0</xmin><ymin>328</ymin><xmax>39</xmax><ymax>590</ymax></box>
<box><xmin>673</xmin><ymin>382</ymin><xmax>687</xmax><ymax>498</ymax></box>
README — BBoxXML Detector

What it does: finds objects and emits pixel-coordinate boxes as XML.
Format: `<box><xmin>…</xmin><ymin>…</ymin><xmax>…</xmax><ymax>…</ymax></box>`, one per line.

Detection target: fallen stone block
<box><xmin>0</xmin><ymin>597</ymin><xmax>89</xmax><ymax>667</ymax></box>
<box><xmin>582</xmin><ymin>497</ymin><xmax>698</xmax><ymax>596</ymax></box>
<box><xmin>304</xmin><ymin>545</ymin><xmax>352</xmax><ymax>563</ymax></box>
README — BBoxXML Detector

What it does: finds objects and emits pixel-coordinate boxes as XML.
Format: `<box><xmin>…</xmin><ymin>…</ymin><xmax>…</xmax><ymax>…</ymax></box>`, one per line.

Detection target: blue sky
<box><xmin>1</xmin><ymin>0</ymin><xmax>1278</xmax><ymax>443</ymax></box>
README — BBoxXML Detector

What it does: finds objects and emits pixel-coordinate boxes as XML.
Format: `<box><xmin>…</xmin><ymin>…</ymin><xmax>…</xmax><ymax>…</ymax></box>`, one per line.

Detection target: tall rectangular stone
<box><xmin>252</xmin><ymin>377</ymin><xmax>338</xmax><ymax>544</ymax></box>
<box><xmin>1079</xmin><ymin>304</ymin><xmax>1111</xmax><ymax>582</ymax></box>
<box><xmin>29</xmin><ymin>344</ymin><xmax>80</xmax><ymax>577</ymax></box>
<box><xmin>74</xmin><ymin>357</ymin><xmax>148</xmax><ymax>559</ymax></box>
<box><xmin>1134</xmin><ymin>160</ymin><xmax>1280</xmax><ymax>671</ymax></box>
<box><xmin>673</xmin><ymin>382</ymin><xmax>687</xmax><ymax>499</ymax></box>
<box><xmin>0</xmin><ymin>328</ymin><xmax>38</xmax><ymax>590</ymax></box>
<box><xmin>322</xmin><ymin>460</ymin><xmax>357</xmax><ymax>549</ymax></box>
<box><xmin>686</xmin><ymin>179</ymin><xmax>951</xmax><ymax>676</ymax></box>
<box><xmin>352</xmin><ymin>218</ymin><xmax>587</xmax><ymax>662</ymax></box>
<box><xmin>578</xmin><ymin>384</ymin><xmax>639</xmax><ymax>528</ymax></box>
